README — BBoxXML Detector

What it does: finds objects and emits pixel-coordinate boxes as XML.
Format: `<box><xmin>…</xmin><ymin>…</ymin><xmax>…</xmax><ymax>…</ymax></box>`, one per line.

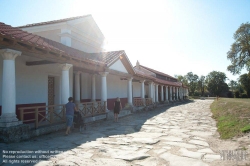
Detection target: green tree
<box><xmin>227</xmin><ymin>22</ymin><xmax>250</xmax><ymax>74</ymax></box>
<box><xmin>238</xmin><ymin>73</ymin><xmax>250</xmax><ymax>97</ymax></box>
<box><xmin>206</xmin><ymin>71</ymin><xmax>229</xmax><ymax>96</ymax></box>
<box><xmin>197</xmin><ymin>75</ymin><xmax>206</xmax><ymax>96</ymax></box>
<box><xmin>175</xmin><ymin>75</ymin><xmax>188</xmax><ymax>86</ymax></box>
<box><xmin>228</xmin><ymin>80</ymin><xmax>237</xmax><ymax>92</ymax></box>
<box><xmin>185</xmin><ymin>72</ymin><xmax>199</xmax><ymax>96</ymax></box>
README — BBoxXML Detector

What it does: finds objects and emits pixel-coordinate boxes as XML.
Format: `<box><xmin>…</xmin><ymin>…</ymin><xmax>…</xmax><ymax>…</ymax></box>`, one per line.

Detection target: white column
<box><xmin>61</xmin><ymin>64</ymin><xmax>73</xmax><ymax>104</ymax></box>
<box><xmin>74</xmin><ymin>71</ymin><xmax>81</xmax><ymax>103</ymax></box>
<box><xmin>0</xmin><ymin>49</ymin><xmax>22</xmax><ymax>127</ymax></box>
<box><xmin>165</xmin><ymin>86</ymin><xmax>168</xmax><ymax>102</ymax></box>
<box><xmin>155</xmin><ymin>84</ymin><xmax>158</xmax><ymax>102</ymax></box>
<box><xmin>161</xmin><ymin>85</ymin><xmax>164</xmax><ymax>102</ymax></box>
<box><xmin>173</xmin><ymin>87</ymin><xmax>176</xmax><ymax>101</ymax></box>
<box><xmin>91</xmin><ymin>74</ymin><xmax>96</xmax><ymax>101</ymax></box>
<box><xmin>169</xmin><ymin>86</ymin><xmax>172</xmax><ymax>101</ymax></box>
<box><xmin>151</xmin><ymin>82</ymin><xmax>155</xmax><ymax>102</ymax></box>
<box><xmin>127</xmin><ymin>77</ymin><xmax>133</xmax><ymax>106</ymax></box>
<box><xmin>176</xmin><ymin>87</ymin><xmax>179</xmax><ymax>100</ymax></box>
<box><xmin>99</xmin><ymin>72</ymin><xmax>108</xmax><ymax>102</ymax></box>
<box><xmin>148</xmin><ymin>82</ymin><xmax>151</xmax><ymax>98</ymax></box>
<box><xmin>141</xmin><ymin>80</ymin><xmax>145</xmax><ymax>99</ymax></box>
<box><xmin>180</xmin><ymin>87</ymin><xmax>182</xmax><ymax>100</ymax></box>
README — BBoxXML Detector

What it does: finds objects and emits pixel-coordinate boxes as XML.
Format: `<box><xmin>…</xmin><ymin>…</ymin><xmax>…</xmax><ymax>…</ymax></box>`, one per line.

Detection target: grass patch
<box><xmin>241</xmin><ymin>124</ymin><xmax>250</xmax><ymax>133</ymax></box>
<box><xmin>210</xmin><ymin>98</ymin><xmax>250</xmax><ymax>139</ymax></box>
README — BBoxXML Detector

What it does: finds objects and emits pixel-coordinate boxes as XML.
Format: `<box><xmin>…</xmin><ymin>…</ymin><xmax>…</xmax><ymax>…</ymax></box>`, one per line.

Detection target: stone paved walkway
<box><xmin>1</xmin><ymin>100</ymin><xmax>249</xmax><ymax>166</ymax></box>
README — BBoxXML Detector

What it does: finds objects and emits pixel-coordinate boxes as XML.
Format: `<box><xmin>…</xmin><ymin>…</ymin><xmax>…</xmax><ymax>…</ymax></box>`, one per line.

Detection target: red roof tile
<box><xmin>134</xmin><ymin>65</ymin><xmax>182</xmax><ymax>86</ymax></box>
<box><xmin>17</xmin><ymin>15</ymin><xmax>91</xmax><ymax>28</ymax></box>
<box><xmin>87</xmin><ymin>50</ymin><xmax>125</xmax><ymax>65</ymax></box>
<box><xmin>140</xmin><ymin>65</ymin><xmax>177</xmax><ymax>80</ymax></box>
<box><xmin>0</xmin><ymin>22</ymin><xmax>122</xmax><ymax>66</ymax></box>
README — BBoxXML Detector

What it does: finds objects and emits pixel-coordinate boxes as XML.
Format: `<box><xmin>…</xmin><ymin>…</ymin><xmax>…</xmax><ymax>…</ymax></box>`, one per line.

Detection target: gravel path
<box><xmin>1</xmin><ymin>100</ymin><xmax>249</xmax><ymax>166</ymax></box>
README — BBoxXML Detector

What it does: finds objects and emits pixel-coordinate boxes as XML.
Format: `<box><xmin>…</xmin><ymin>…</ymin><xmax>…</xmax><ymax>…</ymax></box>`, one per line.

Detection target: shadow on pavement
<box><xmin>0</xmin><ymin>101</ymin><xmax>192</xmax><ymax>165</ymax></box>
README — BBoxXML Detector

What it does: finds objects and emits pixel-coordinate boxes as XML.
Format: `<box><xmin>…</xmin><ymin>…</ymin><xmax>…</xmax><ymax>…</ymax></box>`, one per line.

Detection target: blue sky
<box><xmin>1</xmin><ymin>0</ymin><xmax>249</xmax><ymax>82</ymax></box>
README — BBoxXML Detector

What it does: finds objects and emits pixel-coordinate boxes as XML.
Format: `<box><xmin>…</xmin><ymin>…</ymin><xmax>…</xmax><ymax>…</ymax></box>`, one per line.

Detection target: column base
<box><xmin>0</xmin><ymin>113</ymin><xmax>22</xmax><ymax>127</ymax></box>
<box><xmin>0</xmin><ymin>121</ymin><xmax>23</xmax><ymax>127</ymax></box>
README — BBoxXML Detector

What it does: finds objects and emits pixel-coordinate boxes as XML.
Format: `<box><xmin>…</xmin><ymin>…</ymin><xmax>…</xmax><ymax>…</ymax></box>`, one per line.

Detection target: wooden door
<box><xmin>48</xmin><ymin>77</ymin><xmax>55</xmax><ymax>105</ymax></box>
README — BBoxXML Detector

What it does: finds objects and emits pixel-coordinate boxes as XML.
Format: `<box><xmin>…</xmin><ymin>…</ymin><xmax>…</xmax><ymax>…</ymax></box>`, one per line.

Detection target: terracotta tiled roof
<box><xmin>17</xmin><ymin>15</ymin><xmax>91</xmax><ymax>28</ymax></box>
<box><xmin>155</xmin><ymin>78</ymin><xmax>182</xmax><ymax>87</ymax></box>
<box><xmin>87</xmin><ymin>50</ymin><xmax>125</xmax><ymax>66</ymax></box>
<box><xmin>134</xmin><ymin>67</ymin><xmax>156</xmax><ymax>80</ymax></box>
<box><xmin>0</xmin><ymin>22</ymin><xmax>122</xmax><ymax>66</ymax></box>
<box><xmin>140</xmin><ymin>65</ymin><xmax>177</xmax><ymax>80</ymax></box>
<box><xmin>134</xmin><ymin>65</ymin><xmax>182</xmax><ymax>86</ymax></box>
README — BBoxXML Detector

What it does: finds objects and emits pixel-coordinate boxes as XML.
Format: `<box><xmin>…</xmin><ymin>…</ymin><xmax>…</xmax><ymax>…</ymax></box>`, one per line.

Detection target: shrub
<box><xmin>241</xmin><ymin>93</ymin><xmax>248</xmax><ymax>98</ymax></box>
<box><xmin>234</xmin><ymin>91</ymin><xmax>240</xmax><ymax>98</ymax></box>
<box><xmin>227</xmin><ymin>91</ymin><xmax>233</xmax><ymax>98</ymax></box>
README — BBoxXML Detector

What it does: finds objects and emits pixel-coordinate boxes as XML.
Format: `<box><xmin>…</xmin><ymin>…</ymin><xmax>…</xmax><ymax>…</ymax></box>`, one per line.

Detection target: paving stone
<box><xmin>103</xmin><ymin>140</ymin><xmax>129</xmax><ymax>145</ymax></box>
<box><xmin>188</xmin><ymin>131</ymin><xmax>213</xmax><ymax>137</ymax></box>
<box><xmin>127</xmin><ymin>132</ymin><xmax>165</xmax><ymax>138</ymax></box>
<box><xmin>133</xmin><ymin>157</ymin><xmax>165</xmax><ymax>166</ymax></box>
<box><xmin>179</xmin><ymin>148</ymin><xmax>205</xmax><ymax>159</ymax></box>
<box><xmin>162</xmin><ymin>146</ymin><xmax>171</xmax><ymax>150</ymax></box>
<box><xmin>168</xmin><ymin>132</ymin><xmax>190</xmax><ymax>138</ymax></box>
<box><xmin>144</xmin><ymin>145</ymin><xmax>154</xmax><ymax>149</ymax></box>
<box><xmin>109</xmin><ymin>148</ymin><xmax>150</xmax><ymax>161</ymax></box>
<box><xmin>163</xmin><ymin>141</ymin><xmax>197</xmax><ymax>149</ymax></box>
<box><xmin>192</xmin><ymin>136</ymin><xmax>206</xmax><ymax>141</ymax></box>
<box><xmin>160</xmin><ymin>152</ymin><xmax>208</xmax><ymax>166</ymax></box>
<box><xmin>189</xmin><ymin>140</ymin><xmax>209</xmax><ymax>147</ymax></box>
<box><xmin>203</xmin><ymin>154</ymin><xmax>221</xmax><ymax>162</ymax></box>
<box><xmin>161</xmin><ymin>136</ymin><xmax>183</xmax><ymax>142</ymax></box>
<box><xmin>170</xmin><ymin>129</ymin><xmax>190</xmax><ymax>133</ymax></box>
<box><xmin>132</xmin><ymin>138</ymin><xmax>160</xmax><ymax>145</ymax></box>
<box><xmin>197</xmin><ymin>148</ymin><xmax>215</xmax><ymax>154</ymax></box>
<box><xmin>153</xmin><ymin>149</ymin><xmax>167</xmax><ymax>154</ymax></box>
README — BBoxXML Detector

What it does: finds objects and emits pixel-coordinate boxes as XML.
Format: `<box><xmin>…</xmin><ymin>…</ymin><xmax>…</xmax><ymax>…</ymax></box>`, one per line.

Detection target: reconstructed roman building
<box><xmin>0</xmin><ymin>15</ymin><xmax>188</xmax><ymax>142</ymax></box>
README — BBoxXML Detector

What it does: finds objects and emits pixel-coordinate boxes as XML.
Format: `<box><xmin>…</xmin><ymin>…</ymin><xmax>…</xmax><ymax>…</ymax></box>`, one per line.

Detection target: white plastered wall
<box><xmin>106</xmin><ymin>74</ymin><xmax>127</xmax><ymax>99</ymax></box>
<box><xmin>0</xmin><ymin>54</ymin><xmax>74</xmax><ymax>106</ymax></box>
<box><xmin>109</xmin><ymin>60</ymin><xmax>128</xmax><ymax>73</ymax></box>
<box><xmin>132</xmin><ymin>82</ymin><xmax>141</xmax><ymax>98</ymax></box>
<box><xmin>80</xmin><ymin>73</ymin><xmax>91</xmax><ymax>100</ymax></box>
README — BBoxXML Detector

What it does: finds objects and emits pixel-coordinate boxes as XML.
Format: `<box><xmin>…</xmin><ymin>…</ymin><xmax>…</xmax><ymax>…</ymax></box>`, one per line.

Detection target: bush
<box><xmin>227</xmin><ymin>91</ymin><xmax>233</xmax><ymax>98</ymax></box>
<box><xmin>241</xmin><ymin>93</ymin><xmax>248</xmax><ymax>98</ymax></box>
<box><xmin>234</xmin><ymin>91</ymin><xmax>240</xmax><ymax>98</ymax></box>
<box><xmin>193</xmin><ymin>91</ymin><xmax>201</xmax><ymax>96</ymax></box>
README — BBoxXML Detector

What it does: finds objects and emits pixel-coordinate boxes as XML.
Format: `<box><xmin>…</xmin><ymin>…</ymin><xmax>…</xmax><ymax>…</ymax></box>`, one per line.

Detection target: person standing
<box><xmin>113</xmin><ymin>97</ymin><xmax>122</xmax><ymax>122</ymax></box>
<box><xmin>65</xmin><ymin>97</ymin><xmax>78</xmax><ymax>135</ymax></box>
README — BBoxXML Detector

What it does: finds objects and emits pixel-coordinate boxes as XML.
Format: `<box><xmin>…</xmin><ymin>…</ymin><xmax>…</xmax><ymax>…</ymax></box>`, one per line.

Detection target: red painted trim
<box><xmin>107</xmin><ymin>98</ymin><xmax>128</xmax><ymax>111</ymax></box>
<box><xmin>16</xmin><ymin>103</ymin><xmax>46</xmax><ymax>124</ymax></box>
<box><xmin>81</xmin><ymin>99</ymin><xmax>91</xmax><ymax>102</ymax></box>
<box><xmin>0</xmin><ymin>103</ymin><xmax>46</xmax><ymax>123</ymax></box>
<box><xmin>80</xmin><ymin>99</ymin><xmax>101</xmax><ymax>103</ymax></box>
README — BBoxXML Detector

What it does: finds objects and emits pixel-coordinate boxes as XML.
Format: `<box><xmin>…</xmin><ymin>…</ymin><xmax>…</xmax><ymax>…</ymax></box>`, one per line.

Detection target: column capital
<box><xmin>127</xmin><ymin>77</ymin><xmax>133</xmax><ymax>81</ymax></box>
<box><xmin>0</xmin><ymin>49</ymin><xmax>21</xmax><ymax>60</ymax></box>
<box><xmin>61</xmin><ymin>63</ymin><xmax>72</xmax><ymax>71</ymax></box>
<box><xmin>99</xmin><ymin>72</ymin><xmax>109</xmax><ymax>77</ymax></box>
<box><xmin>165</xmin><ymin>85</ymin><xmax>168</xmax><ymax>88</ymax></box>
<box><xmin>140</xmin><ymin>80</ymin><xmax>145</xmax><ymax>83</ymax></box>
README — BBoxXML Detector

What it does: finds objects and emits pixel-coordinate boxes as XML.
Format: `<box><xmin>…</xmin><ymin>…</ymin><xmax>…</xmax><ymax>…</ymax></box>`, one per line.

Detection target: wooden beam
<box><xmin>0</xmin><ymin>38</ymin><xmax>104</xmax><ymax>72</ymax></box>
<box><xmin>26</xmin><ymin>60</ymin><xmax>56</xmax><ymax>66</ymax></box>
